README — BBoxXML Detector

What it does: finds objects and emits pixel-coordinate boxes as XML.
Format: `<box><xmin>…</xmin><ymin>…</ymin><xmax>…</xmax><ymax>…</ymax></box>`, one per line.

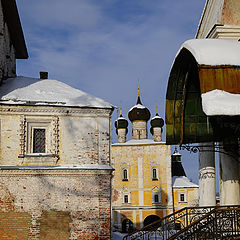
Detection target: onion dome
<box><xmin>128</xmin><ymin>88</ymin><xmax>150</xmax><ymax>122</ymax></box>
<box><xmin>115</xmin><ymin>108</ymin><xmax>128</xmax><ymax>134</ymax></box>
<box><xmin>150</xmin><ymin>106</ymin><xmax>164</xmax><ymax>135</ymax></box>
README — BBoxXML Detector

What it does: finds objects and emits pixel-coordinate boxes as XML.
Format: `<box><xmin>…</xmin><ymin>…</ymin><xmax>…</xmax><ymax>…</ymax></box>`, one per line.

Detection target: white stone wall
<box><xmin>0</xmin><ymin>105</ymin><xmax>112</xmax><ymax>166</ymax></box>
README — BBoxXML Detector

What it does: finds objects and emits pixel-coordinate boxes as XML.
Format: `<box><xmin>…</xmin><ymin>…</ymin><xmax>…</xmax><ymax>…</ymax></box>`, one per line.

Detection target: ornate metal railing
<box><xmin>169</xmin><ymin>207</ymin><xmax>240</xmax><ymax>239</ymax></box>
<box><xmin>123</xmin><ymin>205</ymin><xmax>240</xmax><ymax>240</ymax></box>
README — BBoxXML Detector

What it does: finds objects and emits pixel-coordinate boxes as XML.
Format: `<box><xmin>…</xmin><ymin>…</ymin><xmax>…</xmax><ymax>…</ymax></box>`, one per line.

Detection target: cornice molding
<box><xmin>0</xmin><ymin>168</ymin><xmax>113</xmax><ymax>176</ymax></box>
<box><xmin>0</xmin><ymin>105</ymin><xmax>112</xmax><ymax>117</ymax></box>
<box><xmin>207</xmin><ymin>24</ymin><xmax>240</xmax><ymax>40</ymax></box>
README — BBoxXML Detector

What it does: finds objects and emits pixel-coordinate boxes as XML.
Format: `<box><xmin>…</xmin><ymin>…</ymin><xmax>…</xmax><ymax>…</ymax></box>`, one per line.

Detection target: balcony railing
<box><xmin>123</xmin><ymin>205</ymin><xmax>240</xmax><ymax>240</ymax></box>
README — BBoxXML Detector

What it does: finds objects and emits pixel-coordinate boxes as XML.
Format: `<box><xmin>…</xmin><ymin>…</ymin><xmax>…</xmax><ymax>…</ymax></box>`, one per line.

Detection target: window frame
<box><xmin>19</xmin><ymin>115</ymin><xmax>59</xmax><ymax>165</ymax></box>
<box><xmin>32</xmin><ymin>128</ymin><xmax>46</xmax><ymax>153</ymax></box>
<box><xmin>122</xmin><ymin>168</ymin><xmax>128</xmax><ymax>181</ymax></box>
<box><xmin>178</xmin><ymin>191</ymin><xmax>187</xmax><ymax>203</ymax></box>
<box><xmin>122</xmin><ymin>191</ymin><xmax>131</xmax><ymax>204</ymax></box>
<box><xmin>151</xmin><ymin>167</ymin><xmax>158</xmax><ymax>181</ymax></box>
<box><xmin>124</xmin><ymin>194</ymin><xmax>129</xmax><ymax>203</ymax></box>
<box><xmin>152</xmin><ymin>187</ymin><xmax>161</xmax><ymax>204</ymax></box>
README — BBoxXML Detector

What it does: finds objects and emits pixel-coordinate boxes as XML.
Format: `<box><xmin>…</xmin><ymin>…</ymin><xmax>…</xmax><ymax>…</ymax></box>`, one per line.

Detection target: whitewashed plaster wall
<box><xmin>0</xmin><ymin>105</ymin><xmax>112</xmax><ymax>166</ymax></box>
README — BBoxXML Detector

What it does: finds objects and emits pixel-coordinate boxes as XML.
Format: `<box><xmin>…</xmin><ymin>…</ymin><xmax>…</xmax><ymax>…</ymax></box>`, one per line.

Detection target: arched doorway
<box><xmin>143</xmin><ymin>215</ymin><xmax>161</xmax><ymax>226</ymax></box>
<box><xmin>122</xmin><ymin>219</ymin><xmax>133</xmax><ymax>233</ymax></box>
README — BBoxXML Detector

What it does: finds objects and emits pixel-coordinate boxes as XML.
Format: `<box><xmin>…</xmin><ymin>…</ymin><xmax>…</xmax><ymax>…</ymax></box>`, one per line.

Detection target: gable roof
<box><xmin>172</xmin><ymin>176</ymin><xmax>198</xmax><ymax>188</ymax></box>
<box><xmin>0</xmin><ymin>76</ymin><xmax>113</xmax><ymax>109</ymax></box>
<box><xmin>1</xmin><ymin>0</ymin><xmax>28</xmax><ymax>59</ymax></box>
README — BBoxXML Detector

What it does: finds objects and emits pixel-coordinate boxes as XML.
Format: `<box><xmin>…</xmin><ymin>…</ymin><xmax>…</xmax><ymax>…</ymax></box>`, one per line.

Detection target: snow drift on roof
<box><xmin>0</xmin><ymin>76</ymin><xmax>113</xmax><ymax>108</ymax></box>
<box><xmin>181</xmin><ymin>39</ymin><xmax>240</xmax><ymax>66</ymax></box>
<box><xmin>128</xmin><ymin>104</ymin><xmax>147</xmax><ymax>112</ymax></box>
<box><xmin>172</xmin><ymin>176</ymin><xmax>198</xmax><ymax>188</ymax></box>
<box><xmin>201</xmin><ymin>89</ymin><xmax>240</xmax><ymax>116</ymax></box>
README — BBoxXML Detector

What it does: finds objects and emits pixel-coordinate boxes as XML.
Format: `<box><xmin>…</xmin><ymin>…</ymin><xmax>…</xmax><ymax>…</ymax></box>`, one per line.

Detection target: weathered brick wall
<box><xmin>0</xmin><ymin>170</ymin><xmax>112</xmax><ymax>240</ymax></box>
<box><xmin>0</xmin><ymin>106</ymin><xmax>113</xmax><ymax>239</ymax></box>
<box><xmin>0</xmin><ymin>1</ymin><xmax>16</xmax><ymax>82</ymax></box>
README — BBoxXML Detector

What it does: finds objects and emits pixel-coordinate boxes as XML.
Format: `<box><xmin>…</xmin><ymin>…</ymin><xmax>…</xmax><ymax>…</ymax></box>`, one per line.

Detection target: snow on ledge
<box><xmin>181</xmin><ymin>39</ymin><xmax>240</xmax><ymax>66</ymax></box>
<box><xmin>0</xmin><ymin>164</ymin><xmax>114</xmax><ymax>170</ymax></box>
<box><xmin>112</xmin><ymin>139</ymin><xmax>166</xmax><ymax>145</ymax></box>
<box><xmin>201</xmin><ymin>89</ymin><xmax>240</xmax><ymax>116</ymax></box>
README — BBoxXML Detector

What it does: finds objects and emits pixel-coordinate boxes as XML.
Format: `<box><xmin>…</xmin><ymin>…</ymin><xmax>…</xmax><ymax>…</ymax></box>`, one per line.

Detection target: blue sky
<box><xmin>16</xmin><ymin>0</ymin><xmax>207</xmax><ymax>184</ymax></box>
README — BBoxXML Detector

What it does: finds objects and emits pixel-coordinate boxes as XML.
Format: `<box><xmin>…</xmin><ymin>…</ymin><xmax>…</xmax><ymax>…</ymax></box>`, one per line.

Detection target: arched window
<box><xmin>122</xmin><ymin>169</ymin><xmax>128</xmax><ymax>181</ymax></box>
<box><xmin>152</xmin><ymin>187</ymin><xmax>161</xmax><ymax>204</ymax></box>
<box><xmin>152</xmin><ymin>168</ymin><xmax>158</xmax><ymax>180</ymax></box>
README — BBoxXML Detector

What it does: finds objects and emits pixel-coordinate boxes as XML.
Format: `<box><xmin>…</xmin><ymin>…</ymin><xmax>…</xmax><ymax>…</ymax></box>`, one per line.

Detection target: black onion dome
<box><xmin>115</xmin><ymin>115</ymin><xmax>128</xmax><ymax>129</ymax></box>
<box><xmin>150</xmin><ymin>113</ymin><xmax>164</xmax><ymax>128</ymax></box>
<box><xmin>115</xmin><ymin>109</ymin><xmax>128</xmax><ymax>129</ymax></box>
<box><xmin>128</xmin><ymin>94</ymin><xmax>150</xmax><ymax>122</ymax></box>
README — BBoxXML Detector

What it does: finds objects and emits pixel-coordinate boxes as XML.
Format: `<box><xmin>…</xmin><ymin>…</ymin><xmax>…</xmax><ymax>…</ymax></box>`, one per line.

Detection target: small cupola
<box><xmin>150</xmin><ymin>106</ymin><xmax>164</xmax><ymax>142</ymax></box>
<box><xmin>171</xmin><ymin>148</ymin><xmax>186</xmax><ymax>177</ymax></box>
<box><xmin>115</xmin><ymin>108</ymin><xmax>128</xmax><ymax>143</ymax></box>
<box><xmin>128</xmin><ymin>88</ymin><xmax>150</xmax><ymax>140</ymax></box>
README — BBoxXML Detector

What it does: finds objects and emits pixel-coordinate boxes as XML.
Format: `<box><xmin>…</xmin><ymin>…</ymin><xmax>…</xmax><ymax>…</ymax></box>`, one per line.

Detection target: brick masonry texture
<box><xmin>0</xmin><ymin>172</ymin><xmax>112</xmax><ymax>240</ymax></box>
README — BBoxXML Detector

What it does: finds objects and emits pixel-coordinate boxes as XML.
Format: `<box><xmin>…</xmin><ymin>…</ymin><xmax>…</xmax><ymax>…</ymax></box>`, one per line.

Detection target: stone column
<box><xmin>198</xmin><ymin>142</ymin><xmax>216</xmax><ymax>206</ymax></box>
<box><xmin>219</xmin><ymin>145</ymin><xmax>240</xmax><ymax>205</ymax></box>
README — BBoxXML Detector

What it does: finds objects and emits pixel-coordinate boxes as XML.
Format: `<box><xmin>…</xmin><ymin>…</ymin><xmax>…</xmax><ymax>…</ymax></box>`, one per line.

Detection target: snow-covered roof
<box><xmin>112</xmin><ymin>139</ymin><xmax>165</xmax><ymax>146</ymax></box>
<box><xmin>202</xmin><ymin>89</ymin><xmax>240</xmax><ymax>116</ymax></box>
<box><xmin>172</xmin><ymin>176</ymin><xmax>198</xmax><ymax>188</ymax></box>
<box><xmin>151</xmin><ymin>115</ymin><xmax>162</xmax><ymax>120</ymax></box>
<box><xmin>128</xmin><ymin>103</ymin><xmax>147</xmax><ymax>112</ymax></box>
<box><xmin>0</xmin><ymin>76</ymin><xmax>113</xmax><ymax>109</ymax></box>
<box><xmin>181</xmin><ymin>39</ymin><xmax>240</xmax><ymax>66</ymax></box>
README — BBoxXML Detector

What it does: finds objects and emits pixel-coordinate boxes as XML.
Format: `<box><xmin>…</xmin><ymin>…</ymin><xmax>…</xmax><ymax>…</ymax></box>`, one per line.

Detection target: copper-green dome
<box><xmin>128</xmin><ymin>93</ymin><xmax>150</xmax><ymax>122</ymax></box>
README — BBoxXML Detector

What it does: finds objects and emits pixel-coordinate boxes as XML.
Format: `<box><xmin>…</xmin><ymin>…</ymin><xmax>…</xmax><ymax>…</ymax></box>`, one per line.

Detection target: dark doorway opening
<box><xmin>122</xmin><ymin>219</ymin><xmax>133</xmax><ymax>233</ymax></box>
<box><xmin>143</xmin><ymin>215</ymin><xmax>161</xmax><ymax>226</ymax></box>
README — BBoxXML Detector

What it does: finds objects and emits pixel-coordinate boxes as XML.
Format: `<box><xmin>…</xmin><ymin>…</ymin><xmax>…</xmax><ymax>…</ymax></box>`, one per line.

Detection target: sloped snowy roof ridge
<box><xmin>172</xmin><ymin>176</ymin><xmax>198</xmax><ymax>188</ymax></box>
<box><xmin>181</xmin><ymin>39</ymin><xmax>240</xmax><ymax>66</ymax></box>
<box><xmin>0</xmin><ymin>76</ymin><xmax>113</xmax><ymax>108</ymax></box>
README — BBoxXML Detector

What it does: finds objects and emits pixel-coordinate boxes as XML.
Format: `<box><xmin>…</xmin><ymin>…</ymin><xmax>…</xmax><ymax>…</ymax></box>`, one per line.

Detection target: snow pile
<box><xmin>152</xmin><ymin>115</ymin><xmax>162</xmax><ymax>120</ymax></box>
<box><xmin>112</xmin><ymin>232</ymin><xmax>126</xmax><ymax>240</ymax></box>
<box><xmin>128</xmin><ymin>104</ymin><xmax>147</xmax><ymax>112</ymax></box>
<box><xmin>0</xmin><ymin>76</ymin><xmax>113</xmax><ymax>108</ymax></box>
<box><xmin>201</xmin><ymin>89</ymin><xmax>240</xmax><ymax>116</ymax></box>
<box><xmin>181</xmin><ymin>39</ymin><xmax>240</xmax><ymax>66</ymax></box>
<box><xmin>173</xmin><ymin>176</ymin><xmax>198</xmax><ymax>188</ymax></box>
<box><xmin>112</xmin><ymin>139</ymin><xmax>165</xmax><ymax>145</ymax></box>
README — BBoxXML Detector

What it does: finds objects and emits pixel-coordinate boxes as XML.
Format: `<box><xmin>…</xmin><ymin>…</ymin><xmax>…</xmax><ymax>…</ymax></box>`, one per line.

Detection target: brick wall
<box><xmin>0</xmin><ymin>171</ymin><xmax>112</xmax><ymax>240</ymax></box>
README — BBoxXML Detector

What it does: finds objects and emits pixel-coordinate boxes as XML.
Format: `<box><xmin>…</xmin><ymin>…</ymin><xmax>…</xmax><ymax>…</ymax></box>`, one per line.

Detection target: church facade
<box><xmin>0</xmin><ymin>1</ymin><xmax>114</xmax><ymax>239</ymax></box>
<box><xmin>112</xmin><ymin>91</ymin><xmax>198</xmax><ymax>232</ymax></box>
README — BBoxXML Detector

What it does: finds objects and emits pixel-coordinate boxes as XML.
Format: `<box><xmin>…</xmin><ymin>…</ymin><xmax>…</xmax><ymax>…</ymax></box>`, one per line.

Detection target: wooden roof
<box><xmin>165</xmin><ymin>39</ymin><xmax>240</xmax><ymax>144</ymax></box>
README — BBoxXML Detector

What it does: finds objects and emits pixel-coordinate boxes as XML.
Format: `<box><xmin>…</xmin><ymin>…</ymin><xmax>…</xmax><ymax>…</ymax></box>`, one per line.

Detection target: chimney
<box><xmin>40</xmin><ymin>71</ymin><xmax>48</xmax><ymax>79</ymax></box>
